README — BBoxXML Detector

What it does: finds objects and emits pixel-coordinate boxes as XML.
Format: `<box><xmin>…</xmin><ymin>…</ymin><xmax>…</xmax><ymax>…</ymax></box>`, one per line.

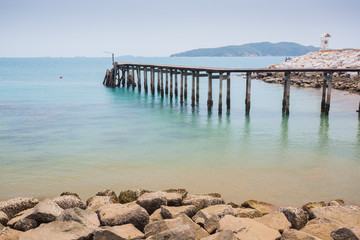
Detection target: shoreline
<box><xmin>1</xmin><ymin>188</ymin><xmax>359</xmax><ymax>239</ymax></box>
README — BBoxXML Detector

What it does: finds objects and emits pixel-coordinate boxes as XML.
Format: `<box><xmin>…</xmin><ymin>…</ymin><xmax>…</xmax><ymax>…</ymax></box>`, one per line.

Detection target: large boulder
<box><xmin>149</xmin><ymin>209</ymin><xmax>164</xmax><ymax>223</ymax></box>
<box><xmin>310</xmin><ymin>205</ymin><xmax>360</xmax><ymax>227</ymax></box>
<box><xmin>144</xmin><ymin>214</ymin><xmax>209</xmax><ymax>240</ymax></box>
<box><xmin>86</xmin><ymin>196</ymin><xmax>115</xmax><ymax>211</ymax></box>
<box><xmin>300</xmin><ymin>218</ymin><xmax>344</xmax><ymax>240</ymax></box>
<box><xmin>8</xmin><ymin>199</ymin><xmax>64</xmax><ymax>227</ymax></box>
<box><xmin>0</xmin><ymin>212</ymin><xmax>8</xmax><ymax>226</ymax></box>
<box><xmin>331</xmin><ymin>226</ymin><xmax>360</xmax><ymax>240</ymax></box>
<box><xmin>192</xmin><ymin>205</ymin><xmax>235</xmax><ymax>234</ymax></box>
<box><xmin>57</xmin><ymin>207</ymin><xmax>100</xmax><ymax>228</ymax></box>
<box><xmin>136</xmin><ymin>191</ymin><xmax>167</xmax><ymax>214</ymax></box>
<box><xmin>255</xmin><ymin>211</ymin><xmax>291</xmax><ymax>233</ymax></box>
<box><xmin>200</xmin><ymin>230</ymin><xmax>237</xmax><ymax>240</ymax></box>
<box><xmin>0</xmin><ymin>198</ymin><xmax>39</xmax><ymax>219</ymax></box>
<box><xmin>19</xmin><ymin>221</ymin><xmax>93</xmax><ymax>240</ymax></box>
<box><xmin>280</xmin><ymin>229</ymin><xmax>322</xmax><ymax>240</ymax></box>
<box><xmin>0</xmin><ymin>224</ymin><xmax>23</xmax><ymax>240</ymax></box>
<box><xmin>302</xmin><ymin>201</ymin><xmax>326</xmax><ymax>219</ymax></box>
<box><xmin>241</xmin><ymin>200</ymin><xmax>276</xmax><ymax>215</ymax></box>
<box><xmin>163</xmin><ymin>189</ymin><xmax>188</xmax><ymax>198</ymax></box>
<box><xmin>235</xmin><ymin>208</ymin><xmax>262</xmax><ymax>218</ymax></box>
<box><xmin>118</xmin><ymin>189</ymin><xmax>149</xmax><ymax>204</ymax></box>
<box><xmin>93</xmin><ymin>224</ymin><xmax>144</xmax><ymax>240</ymax></box>
<box><xmin>217</xmin><ymin>215</ymin><xmax>281</xmax><ymax>240</ymax></box>
<box><xmin>95</xmin><ymin>189</ymin><xmax>119</xmax><ymax>203</ymax></box>
<box><xmin>279</xmin><ymin>207</ymin><xmax>308</xmax><ymax>230</ymax></box>
<box><xmin>328</xmin><ymin>199</ymin><xmax>345</xmax><ymax>207</ymax></box>
<box><xmin>182</xmin><ymin>195</ymin><xmax>225</xmax><ymax>212</ymax></box>
<box><xmin>162</xmin><ymin>192</ymin><xmax>183</xmax><ymax>206</ymax></box>
<box><xmin>97</xmin><ymin>203</ymin><xmax>149</xmax><ymax>231</ymax></box>
<box><xmin>12</xmin><ymin>218</ymin><xmax>38</xmax><ymax>231</ymax></box>
<box><xmin>161</xmin><ymin>205</ymin><xmax>197</xmax><ymax>219</ymax></box>
<box><xmin>53</xmin><ymin>195</ymin><xmax>86</xmax><ymax>210</ymax></box>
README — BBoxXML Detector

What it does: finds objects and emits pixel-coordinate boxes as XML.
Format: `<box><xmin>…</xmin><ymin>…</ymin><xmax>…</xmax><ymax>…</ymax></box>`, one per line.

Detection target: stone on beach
<box><xmin>0</xmin><ymin>198</ymin><xmax>39</xmax><ymax>219</ymax></box>
<box><xmin>309</xmin><ymin>205</ymin><xmax>360</xmax><ymax>227</ymax></box>
<box><xmin>0</xmin><ymin>224</ymin><xmax>23</xmax><ymax>240</ymax></box>
<box><xmin>302</xmin><ymin>201</ymin><xmax>326</xmax><ymax>219</ymax></box>
<box><xmin>279</xmin><ymin>207</ymin><xmax>309</xmax><ymax>230</ymax></box>
<box><xmin>8</xmin><ymin>199</ymin><xmax>64</xmax><ymax>228</ymax></box>
<box><xmin>192</xmin><ymin>205</ymin><xmax>236</xmax><ymax>234</ymax></box>
<box><xmin>217</xmin><ymin>215</ymin><xmax>281</xmax><ymax>240</ymax></box>
<box><xmin>136</xmin><ymin>191</ymin><xmax>168</xmax><ymax>215</ymax></box>
<box><xmin>144</xmin><ymin>214</ymin><xmax>209</xmax><ymax>240</ymax></box>
<box><xmin>12</xmin><ymin>218</ymin><xmax>38</xmax><ymax>231</ymax></box>
<box><xmin>86</xmin><ymin>196</ymin><xmax>116</xmax><ymax>211</ymax></box>
<box><xmin>97</xmin><ymin>203</ymin><xmax>149</xmax><ymax>231</ymax></box>
<box><xmin>280</xmin><ymin>229</ymin><xmax>322</xmax><ymax>240</ymax></box>
<box><xmin>95</xmin><ymin>189</ymin><xmax>120</xmax><ymax>204</ymax></box>
<box><xmin>19</xmin><ymin>221</ymin><xmax>93</xmax><ymax>240</ymax></box>
<box><xmin>53</xmin><ymin>195</ymin><xmax>86</xmax><ymax>210</ymax></box>
<box><xmin>118</xmin><ymin>189</ymin><xmax>149</xmax><ymax>204</ymax></box>
<box><xmin>331</xmin><ymin>226</ymin><xmax>360</xmax><ymax>240</ymax></box>
<box><xmin>56</xmin><ymin>207</ymin><xmax>100</xmax><ymax>228</ymax></box>
<box><xmin>200</xmin><ymin>230</ymin><xmax>237</xmax><ymax>240</ymax></box>
<box><xmin>149</xmin><ymin>209</ymin><xmax>164</xmax><ymax>223</ymax></box>
<box><xmin>161</xmin><ymin>205</ymin><xmax>197</xmax><ymax>219</ymax></box>
<box><xmin>235</xmin><ymin>207</ymin><xmax>262</xmax><ymax>218</ymax></box>
<box><xmin>254</xmin><ymin>211</ymin><xmax>291</xmax><ymax>233</ymax></box>
<box><xmin>300</xmin><ymin>217</ymin><xmax>344</xmax><ymax>240</ymax></box>
<box><xmin>182</xmin><ymin>194</ymin><xmax>225</xmax><ymax>212</ymax></box>
<box><xmin>93</xmin><ymin>224</ymin><xmax>144</xmax><ymax>240</ymax></box>
<box><xmin>328</xmin><ymin>199</ymin><xmax>345</xmax><ymax>207</ymax></box>
<box><xmin>241</xmin><ymin>200</ymin><xmax>276</xmax><ymax>215</ymax></box>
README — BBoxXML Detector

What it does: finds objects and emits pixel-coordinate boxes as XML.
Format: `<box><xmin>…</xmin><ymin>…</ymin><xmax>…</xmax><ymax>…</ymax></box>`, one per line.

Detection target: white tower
<box><xmin>320</xmin><ymin>33</ymin><xmax>331</xmax><ymax>50</ymax></box>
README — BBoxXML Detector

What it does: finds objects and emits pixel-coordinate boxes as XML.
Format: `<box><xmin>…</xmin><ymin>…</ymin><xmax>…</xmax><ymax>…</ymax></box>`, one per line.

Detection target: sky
<box><xmin>1</xmin><ymin>0</ymin><xmax>359</xmax><ymax>57</ymax></box>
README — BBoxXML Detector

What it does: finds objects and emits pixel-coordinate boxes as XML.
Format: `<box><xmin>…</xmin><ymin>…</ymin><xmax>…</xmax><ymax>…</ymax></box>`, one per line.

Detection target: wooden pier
<box><xmin>103</xmin><ymin>63</ymin><xmax>360</xmax><ymax>116</ymax></box>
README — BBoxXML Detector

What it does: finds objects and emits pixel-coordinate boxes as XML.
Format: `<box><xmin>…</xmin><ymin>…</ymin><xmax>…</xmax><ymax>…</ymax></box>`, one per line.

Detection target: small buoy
<box><xmin>60</xmin><ymin>76</ymin><xmax>63</xmax><ymax>79</ymax></box>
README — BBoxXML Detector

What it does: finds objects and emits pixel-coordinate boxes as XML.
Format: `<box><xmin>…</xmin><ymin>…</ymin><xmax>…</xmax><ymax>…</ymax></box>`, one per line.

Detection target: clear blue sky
<box><xmin>1</xmin><ymin>0</ymin><xmax>359</xmax><ymax>57</ymax></box>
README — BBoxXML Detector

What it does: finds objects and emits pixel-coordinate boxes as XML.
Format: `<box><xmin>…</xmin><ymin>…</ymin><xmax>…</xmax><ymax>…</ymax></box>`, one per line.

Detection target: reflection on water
<box><xmin>280</xmin><ymin>115</ymin><xmax>289</xmax><ymax>149</ymax></box>
<box><xmin>319</xmin><ymin>114</ymin><xmax>329</xmax><ymax>153</ymax></box>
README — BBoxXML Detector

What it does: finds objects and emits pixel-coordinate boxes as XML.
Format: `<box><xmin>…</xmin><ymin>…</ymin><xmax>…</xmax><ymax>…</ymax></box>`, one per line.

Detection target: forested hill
<box><xmin>170</xmin><ymin>42</ymin><xmax>318</xmax><ymax>57</ymax></box>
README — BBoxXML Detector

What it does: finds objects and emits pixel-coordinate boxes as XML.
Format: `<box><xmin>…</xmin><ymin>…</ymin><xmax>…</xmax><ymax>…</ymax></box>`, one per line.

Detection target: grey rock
<box><xmin>200</xmin><ymin>230</ymin><xmax>237</xmax><ymax>240</ymax></box>
<box><xmin>301</xmin><ymin>218</ymin><xmax>344</xmax><ymax>240</ymax></box>
<box><xmin>144</xmin><ymin>214</ymin><xmax>209</xmax><ymax>240</ymax></box>
<box><xmin>182</xmin><ymin>195</ymin><xmax>225</xmax><ymax>212</ymax></box>
<box><xmin>118</xmin><ymin>189</ymin><xmax>149</xmax><ymax>204</ymax></box>
<box><xmin>0</xmin><ymin>211</ymin><xmax>8</xmax><ymax>226</ymax></box>
<box><xmin>19</xmin><ymin>221</ymin><xmax>93</xmax><ymax>240</ymax></box>
<box><xmin>281</xmin><ymin>229</ymin><xmax>322</xmax><ymax>240</ymax></box>
<box><xmin>149</xmin><ymin>209</ymin><xmax>164</xmax><ymax>223</ymax></box>
<box><xmin>235</xmin><ymin>208</ymin><xmax>262</xmax><ymax>218</ymax></box>
<box><xmin>302</xmin><ymin>201</ymin><xmax>326</xmax><ymax>219</ymax></box>
<box><xmin>53</xmin><ymin>195</ymin><xmax>86</xmax><ymax>210</ymax></box>
<box><xmin>0</xmin><ymin>197</ymin><xmax>39</xmax><ymax>219</ymax></box>
<box><xmin>217</xmin><ymin>215</ymin><xmax>281</xmax><ymax>240</ymax></box>
<box><xmin>310</xmin><ymin>205</ymin><xmax>360</xmax><ymax>227</ymax></box>
<box><xmin>331</xmin><ymin>227</ymin><xmax>360</xmax><ymax>240</ymax></box>
<box><xmin>162</xmin><ymin>192</ymin><xmax>182</xmax><ymax>206</ymax></box>
<box><xmin>86</xmin><ymin>196</ymin><xmax>115</xmax><ymax>211</ymax></box>
<box><xmin>95</xmin><ymin>189</ymin><xmax>120</xmax><ymax>203</ymax></box>
<box><xmin>163</xmin><ymin>189</ymin><xmax>188</xmax><ymax>199</ymax></box>
<box><xmin>57</xmin><ymin>207</ymin><xmax>100</xmax><ymax>228</ymax></box>
<box><xmin>161</xmin><ymin>205</ymin><xmax>197</xmax><ymax>219</ymax></box>
<box><xmin>93</xmin><ymin>224</ymin><xmax>144</xmax><ymax>240</ymax></box>
<box><xmin>241</xmin><ymin>200</ymin><xmax>276</xmax><ymax>215</ymax></box>
<box><xmin>136</xmin><ymin>192</ymin><xmax>167</xmax><ymax>214</ymax></box>
<box><xmin>279</xmin><ymin>207</ymin><xmax>308</xmax><ymax>230</ymax></box>
<box><xmin>13</xmin><ymin>218</ymin><xmax>38</xmax><ymax>231</ymax></box>
<box><xmin>97</xmin><ymin>203</ymin><xmax>149</xmax><ymax>231</ymax></box>
<box><xmin>8</xmin><ymin>199</ymin><xmax>64</xmax><ymax>227</ymax></box>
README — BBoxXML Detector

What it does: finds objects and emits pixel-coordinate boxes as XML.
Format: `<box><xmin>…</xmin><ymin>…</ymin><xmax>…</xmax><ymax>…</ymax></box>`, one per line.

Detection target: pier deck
<box><xmin>103</xmin><ymin>62</ymin><xmax>360</xmax><ymax>116</ymax></box>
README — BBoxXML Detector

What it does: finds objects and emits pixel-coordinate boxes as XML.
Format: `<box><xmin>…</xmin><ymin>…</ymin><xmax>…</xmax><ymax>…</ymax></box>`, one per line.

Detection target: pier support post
<box><xmin>196</xmin><ymin>71</ymin><xmax>200</xmax><ymax>103</ymax></box>
<box><xmin>180</xmin><ymin>70</ymin><xmax>184</xmax><ymax>104</ymax></box>
<box><xmin>122</xmin><ymin>68</ymin><xmax>126</xmax><ymax>87</ymax></box>
<box><xmin>137</xmin><ymin>67</ymin><xmax>141</xmax><ymax>91</ymax></box>
<box><xmin>245</xmin><ymin>72</ymin><xmax>252</xmax><ymax>115</ymax></box>
<box><xmin>184</xmin><ymin>71</ymin><xmax>188</xmax><ymax>100</ymax></box>
<box><xmin>144</xmin><ymin>68</ymin><xmax>148</xmax><ymax>93</ymax></box>
<box><xmin>191</xmin><ymin>71</ymin><xmax>195</xmax><ymax>107</ymax></box>
<box><xmin>132</xmin><ymin>67</ymin><xmax>136</xmax><ymax>89</ymax></box>
<box><xmin>117</xmin><ymin>67</ymin><xmax>120</xmax><ymax>87</ymax></box>
<box><xmin>127</xmin><ymin>66</ymin><xmax>131</xmax><ymax>88</ymax></box>
<box><xmin>357</xmin><ymin>101</ymin><xmax>360</xmax><ymax>117</ymax></box>
<box><xmin>160</xmin><ymin>69</ymin><xmax>164</xmax><ymax>97</ymax></box>
<box><xmin>157</xmin><ymin>68</ymin><xmax>161</xmax><ymax>93</ymax></box>
<box><xmin>282</xmin><ymin>71</ymin><xmax>291</xmax><ymax>115</ymax></box>
<box><xmin>226</xmin><ymin>72</ymin><xmax>230</xmax><ymax>110</ymax></box>
<box><xmin>207</xmin><ymin>73</ymin><xmax>213</xmax><ymax>111</ymax></box>
<box><xmin>165</xmin><ymin>70</ymin><xmax>169</xmax><ymax>94</ymax></box>
<box><xmin>175</xmin><ymin>71</ymin><xmax>178</xmax><ymax>97</ymax></box>
<box><xmin>325</xmin><ymin>72</ymin><xmax>333</xmax><ymax>116</ymax></box>
<box><xmin>321</xmin><ymin>72</ymin><xmax>328</xmax><ymax>113</ymax></box>
<box><xmin>151</xmin><ymin>68</ymin><xmax>155</xmax><ymax>95</ymax></box>
<box><xmin>219</xmin><ymin>72</ymin><xmax>223</xmax><ymax>114</ymax></box>
<box><xmin>170</xmin><ymin>69</ymin><xmax>173</xmax><ymax>100</ymax></box>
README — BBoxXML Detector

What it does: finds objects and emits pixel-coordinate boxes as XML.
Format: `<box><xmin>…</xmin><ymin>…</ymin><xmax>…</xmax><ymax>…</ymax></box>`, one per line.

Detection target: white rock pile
<box><xmin>0</xmin><ymin>189</ymin><xmax>360</xmax><ymax>240</ymax></box>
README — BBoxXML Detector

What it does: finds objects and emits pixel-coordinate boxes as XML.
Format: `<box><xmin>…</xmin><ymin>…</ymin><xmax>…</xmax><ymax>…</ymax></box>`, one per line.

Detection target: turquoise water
<box><xmin>0</xmin><ymin>57</ymin><xmax>359</xmax><ymax>206</ymax></box>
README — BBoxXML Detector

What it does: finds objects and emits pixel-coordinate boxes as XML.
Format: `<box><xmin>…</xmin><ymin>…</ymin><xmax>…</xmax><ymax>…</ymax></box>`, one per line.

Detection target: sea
<box><xmin>0</xmin><ymin>57</ymin><xmax>359</xmax><ymax>207</ymax></box>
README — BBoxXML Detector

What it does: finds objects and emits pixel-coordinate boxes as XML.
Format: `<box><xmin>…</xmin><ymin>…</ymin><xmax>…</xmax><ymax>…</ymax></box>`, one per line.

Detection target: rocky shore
<box><xmin>1</xmin><ymin>189</ymin><xmax>359</xmax><ymax>240</ymax></box>
<box><xmin>253</xmin><ymin>50</ymin><xmax>360</xmax><ymax>94</ymax></box>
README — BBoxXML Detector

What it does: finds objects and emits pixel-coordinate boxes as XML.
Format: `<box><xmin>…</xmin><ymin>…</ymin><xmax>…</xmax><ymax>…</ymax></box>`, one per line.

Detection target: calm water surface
<box><xmin>0</xmin><ymin>57</ymin><xmax>359</xmax><ymax>206</ymax></box>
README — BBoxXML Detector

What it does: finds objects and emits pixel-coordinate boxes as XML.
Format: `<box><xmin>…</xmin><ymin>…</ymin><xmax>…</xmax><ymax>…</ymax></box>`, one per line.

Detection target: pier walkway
<box><xmin>103</xmin><ymin>62</ymin><xmax>360</xmax><ymax>116</ymax></box>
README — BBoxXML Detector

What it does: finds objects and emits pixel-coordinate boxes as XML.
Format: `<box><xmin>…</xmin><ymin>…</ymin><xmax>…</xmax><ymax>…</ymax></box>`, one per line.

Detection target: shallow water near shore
<box><xmin>0</xmin><ymin>57</ymin><xmax>359</xmax><ymax>207</ymax></box>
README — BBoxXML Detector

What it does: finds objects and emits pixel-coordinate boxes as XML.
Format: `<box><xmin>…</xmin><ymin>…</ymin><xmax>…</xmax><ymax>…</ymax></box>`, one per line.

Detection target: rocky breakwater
<box><xmin>0</xmin><ymin>189</ymin><xmax>359</xmax><ymax>240</ymax></box>
<box><xmin>253</xmin><ymin>49</ymin><xmax>360</xmax><ymax>93</ymax></box>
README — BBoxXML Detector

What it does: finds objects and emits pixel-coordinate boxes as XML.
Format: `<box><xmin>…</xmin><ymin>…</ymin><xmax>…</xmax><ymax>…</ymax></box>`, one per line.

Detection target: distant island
<box><xmin>170</xmin><ymin>42</ymin><xmax>319</xmax><ymax>57</ymax></box>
